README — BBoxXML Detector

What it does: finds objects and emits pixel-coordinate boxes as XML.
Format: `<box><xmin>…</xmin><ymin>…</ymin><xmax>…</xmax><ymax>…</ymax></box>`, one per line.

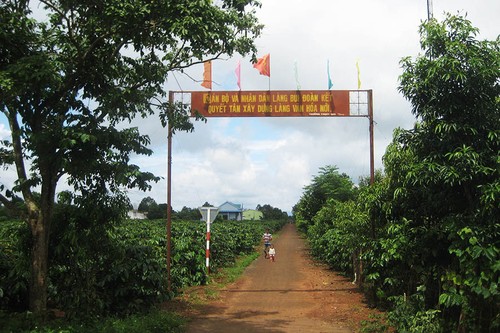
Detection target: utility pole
<box><xmin>427</xmin><ymin>0</ymin><xmax>433</xmax><ymax>20</ymax></box>
<box><xmin>166</xmin><ymin>91</ymin><xmax>173</xmax><ymax>292</ymax></box>
<box><xmin>368</xmin><ymin>90</ymin><xmax>374</xmax><ymax>185</ymax></box>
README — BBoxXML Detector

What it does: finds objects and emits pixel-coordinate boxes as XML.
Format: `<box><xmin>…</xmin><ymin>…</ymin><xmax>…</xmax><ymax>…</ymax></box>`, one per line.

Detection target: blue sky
<box><xmin>1</xmin><ymin>0</ymin><xmax>499</xmax><ymax>213</ymax></box>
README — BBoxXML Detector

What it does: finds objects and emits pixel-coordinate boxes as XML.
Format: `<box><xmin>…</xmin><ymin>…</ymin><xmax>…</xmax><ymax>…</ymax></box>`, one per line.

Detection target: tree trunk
<box><xmin>27</xmin><ymin>172</ymin><xmax>56</xmax><ymax>317</ymax></box>
<box><xmin>352</xmin><ymin>249</ymin><xmax>363</xmax><ymax>286</ymax></box>
<box><xmin>457</xmin><ymin>308</ymin><xmax>467</xmax><ymax>333</ymax></box>
<box><xmin>28</xmin><ymin>212</ymin><xmax>49</xmax><ymax>315</ymax></box>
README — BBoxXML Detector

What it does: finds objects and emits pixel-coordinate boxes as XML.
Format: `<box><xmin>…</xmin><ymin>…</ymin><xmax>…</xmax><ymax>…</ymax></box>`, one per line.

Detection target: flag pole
<box><xmin>268</xmin><ymin>57</ymin><xmax>271</xmax><ymax>91</ymax></box>
<box><xmin>427</xmin><ymin>0</ymin><xmax>433</xmax><ymax>20</ymax></box>
<box><xmin>327</xmin><ymin>60</ymin><xmax>333</xmax><ymax>90</ymax></box>
<box><xmin>253</xmin><ymin>53</ymin><xmax>271</xmax><ymax>88</ymax></box>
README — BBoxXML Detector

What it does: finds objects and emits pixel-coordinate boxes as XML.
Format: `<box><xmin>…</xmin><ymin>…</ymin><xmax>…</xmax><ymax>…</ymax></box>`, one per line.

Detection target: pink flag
<box><xmin>235</xmin><ymin>60</ymin><xmax>241</xmax><ymax>90</ymax></box>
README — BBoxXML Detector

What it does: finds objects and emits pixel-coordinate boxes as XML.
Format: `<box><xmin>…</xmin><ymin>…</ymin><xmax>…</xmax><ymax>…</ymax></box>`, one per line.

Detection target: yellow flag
<box><xmin>356</xmin><ymin>59</ymin><xmax>361</xmax><ymax>89</ymax></box>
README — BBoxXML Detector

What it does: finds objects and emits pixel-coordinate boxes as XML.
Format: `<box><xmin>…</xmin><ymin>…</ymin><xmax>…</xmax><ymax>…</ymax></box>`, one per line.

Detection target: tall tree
<box><xmin>386</xmin><ymin>14</ymin><xmax>499</xmax><ymax>331</ymax></box>
<box><xmin>138</xmin><ymin>196</ymin><xmax>157</xmax><ymax>213</ymax></box>
<box><xmin>293</xmin><ymin>165</ymin><xmax>356</xmax><ymax>232</ymax></box>
<box><xmin>0</xmin><ymin>0</ymin><xmax>262</xmax><ymax>315</ymax></box>
<box><xmin>256</xmin><ymin>203</ymin><xmax>287</xmax><ymax>220</ymax></box>
<box><xmin>174</xmin><ymin>206</ymin><xmax>202</xmax><ymax>220</ymax></box>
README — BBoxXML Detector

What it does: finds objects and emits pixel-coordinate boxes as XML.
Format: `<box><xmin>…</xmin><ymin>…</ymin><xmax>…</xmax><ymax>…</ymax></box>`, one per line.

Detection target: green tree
<box><xmin>293</xmin><ymin>165</ymin><xmax>356</xmax><ymax>232</ymax></box>
<box><xmin>174</xmin><ymin>206</ymin><xmax>202</xmax><ymax>221</ymax></box>
<box><xmin>384</xmin><ymin>14</ymin><xmax>499</xmax><ymax>331</ymax></box>
<box><xmin>304</xmin><ymin>171</ymin><xmax>384</xmax><ymax>287</ymax></box>
<box><xmin>0</xmin><ymin>0</ymin><xmax>262</xmax><ymax>316</ymax></box>
<box><xmin>138</xmin><ymin>196</ymin><xmax>157</xmax><ymax>213</ymax></box>
<box><xmin>256</xmin><ymin>204</ymin><xmax>287</xmax><ymax>220</ymax></box>
<box><xmin>146</xmin><ymin>202</ymin><xmax>163</xmax><ymax>220</ymax></box>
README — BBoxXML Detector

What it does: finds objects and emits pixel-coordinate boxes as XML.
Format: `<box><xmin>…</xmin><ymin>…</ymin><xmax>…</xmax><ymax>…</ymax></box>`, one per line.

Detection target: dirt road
<box><xmin>181</xmin><ymin>223</ymin><xmax>381</xmax><ymax>332</ymax></box>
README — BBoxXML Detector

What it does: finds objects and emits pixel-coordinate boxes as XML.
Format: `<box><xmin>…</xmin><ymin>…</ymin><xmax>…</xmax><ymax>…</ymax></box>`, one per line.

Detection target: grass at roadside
<box><xmin>213</xmin><ymin>250</ymin><xmax>261</xmax><ymax>285</ymax></box>
<box><xmin>0</xmin><ymin>309</ymin><xmax>184</xmax><ymax>333</ymax></box>
<box><xmin>162</xmin><ymin>249</ymin><xmax>261</xmax><ymax>309</ymax></box>
<box><xmin>167</xmin><ymin>231</ymin><xmax>280</xmax><ymax>309</ymax></box>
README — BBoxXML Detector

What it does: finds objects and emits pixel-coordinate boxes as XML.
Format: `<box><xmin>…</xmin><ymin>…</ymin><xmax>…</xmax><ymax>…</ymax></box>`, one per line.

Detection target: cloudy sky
<box><xmin>1</xmin><ymin>0</ymin><xmax>498</xmax><ymax>213</ymax></box>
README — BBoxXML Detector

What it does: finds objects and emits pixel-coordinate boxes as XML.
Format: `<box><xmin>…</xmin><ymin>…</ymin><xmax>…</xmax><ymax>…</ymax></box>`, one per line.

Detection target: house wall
<box><xmin>127</xmin><ymin>210</ymin><xmax>147</xmax><ymax>219</ymax></box>
<box><xmin>243</xmin><ymin>210</ymin><xmax>263</xmax><ymax>220</ymax></box>
<box><xmin>220</xmin><ymin>211</ymin><xmax>242</xmax><ymax>221</ymax></box>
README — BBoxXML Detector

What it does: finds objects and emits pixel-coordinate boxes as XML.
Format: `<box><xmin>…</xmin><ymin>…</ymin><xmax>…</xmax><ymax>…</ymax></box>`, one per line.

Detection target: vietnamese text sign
<box><xmin>191</xmin><ymin>90</ymin><xmax>352</xmax><ymax>117</ymax></box>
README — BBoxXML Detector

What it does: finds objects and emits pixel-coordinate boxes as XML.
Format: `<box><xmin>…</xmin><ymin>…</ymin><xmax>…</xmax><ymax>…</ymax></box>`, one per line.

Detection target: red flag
<box><xmin>201</xmin><ymin>61</ymin><xmax>212</xmax><ymax>89</ymax></box>
<box><xmin>235</xmin><ymin>60</ymin><xmax>241</xmax><ymax>90</ymax></box>
<box><xmin>253</xmin><ymin>53</ymin><xmax>270</xmax><ymax>77</ymax></box>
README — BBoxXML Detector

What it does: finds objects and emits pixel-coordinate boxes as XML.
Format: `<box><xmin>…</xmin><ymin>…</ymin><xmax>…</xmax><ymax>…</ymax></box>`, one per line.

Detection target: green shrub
<box><xmin>0</xmin><ymin>221</ymin><xmax>30</xmax><ymax>311</ymax></box>
<box><xmin>360</xmin><ymin>314</ymin><xmax>390</xmax><ymax>333</ymax></box>
<box><xmin>1</xmin><ymin>215</ymin><xmax>286</xmax><ymax>320</ymax></box>
<box><xmin>387</xmin><ymin>293</ymin><xmax>442</xmax><ymax>333</ymax></box>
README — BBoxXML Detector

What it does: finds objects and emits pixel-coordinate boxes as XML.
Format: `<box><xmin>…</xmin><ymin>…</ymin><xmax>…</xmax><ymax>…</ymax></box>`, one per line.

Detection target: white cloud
<box><xmin>2</xmin><ymin>0</ymin><xmax>499</xmax><ymax>213</ymax></box>
<box><xmin>0</xmin><ymin>123</ymin><xmax>9</xmax><ymax>140</ymax></box>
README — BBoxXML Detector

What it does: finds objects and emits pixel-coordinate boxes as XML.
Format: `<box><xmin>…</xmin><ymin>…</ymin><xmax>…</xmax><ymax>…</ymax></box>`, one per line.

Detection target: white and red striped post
<box><xmin>199</xmin><ymin>207</ymin><xmax>218</xmax><ymax>274</ymax></box>
<box><xmin>206</xmin><ymin>208</ymin><xmax>211</xmax><ymax>273</ymax></box>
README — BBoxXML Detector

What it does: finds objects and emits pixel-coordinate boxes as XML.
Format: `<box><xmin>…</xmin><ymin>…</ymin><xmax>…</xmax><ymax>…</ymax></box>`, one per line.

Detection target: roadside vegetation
<box><xmin>0</xmin><ymin>216</ymin><xmax>287</xmax><ymax>332</ymax></box>
<box><xmin>0</xmin><ymin>0</ymin><xmax>263</xmax><ymax>319</ymax></box>
<box><xmin>294</xmin><ymin>15</ymin><xmax>499</xmax><ymax>333</ymax></box>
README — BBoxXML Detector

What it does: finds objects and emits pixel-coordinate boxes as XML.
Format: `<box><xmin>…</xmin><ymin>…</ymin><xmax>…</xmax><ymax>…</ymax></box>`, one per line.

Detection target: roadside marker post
<box><xmin>199</xmin><ymin>207</ymin><xmax>219</xmax><ymax>274</ymax></box>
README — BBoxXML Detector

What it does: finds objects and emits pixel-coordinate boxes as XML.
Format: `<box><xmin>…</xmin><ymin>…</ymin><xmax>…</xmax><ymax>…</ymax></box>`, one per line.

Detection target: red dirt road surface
<box><xmin>181</xmin><ymin>224</ymin><xmax>382</xmax><ymax>332</ymax></box>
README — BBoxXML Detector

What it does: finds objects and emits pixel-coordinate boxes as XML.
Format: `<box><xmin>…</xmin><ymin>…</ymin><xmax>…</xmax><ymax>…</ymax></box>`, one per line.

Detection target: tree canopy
<box><xmin>0</xmin><ymin>0</ymin><xmax>263</xmax><ymax>315</ymax></box>
<box><xmin>386</xmin><ymin>14</ymin><xmax>499</xmax><ymax>331</ymax></box>
<box><xmin>138</xmin><ymin>196</ymin><xmax>157</xmax><ymax>213</ymax></box>
<box><xmin>293</xmin><ymin>14</ymin><xmax>498</xmax><ymax>332</ymax></box>
<box><xmin>256</xmin><ymin>203</ymin><xmax>288</xmax><ymax>220</ymax></box>
<box><xmin>293</xmin><ymin>165</ymin><xmax>356</xmax><ymax>232</ymax></box>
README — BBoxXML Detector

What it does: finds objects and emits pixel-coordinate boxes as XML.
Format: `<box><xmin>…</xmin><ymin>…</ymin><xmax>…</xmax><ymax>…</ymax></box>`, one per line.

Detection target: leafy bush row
<box><xmin>294</xmin><ymin>15</ymin><xmax>499</xmax><ymax>333</ymax></box>
<box><xmin>0</xmin><ymin>216</ymin><xmax>286</xmax><ymax>319</ymax></box>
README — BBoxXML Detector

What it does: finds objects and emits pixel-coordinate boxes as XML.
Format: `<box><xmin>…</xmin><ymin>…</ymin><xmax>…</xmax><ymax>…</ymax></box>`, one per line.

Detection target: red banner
<box><xmin>191</xmin><ymin>90</ymin><xmax>351</xmax><ymax>117</ymax></box>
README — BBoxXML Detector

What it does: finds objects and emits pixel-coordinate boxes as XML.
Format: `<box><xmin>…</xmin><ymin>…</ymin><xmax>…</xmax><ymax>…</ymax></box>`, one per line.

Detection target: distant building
<box><xmin>127</xmin><ymin>210</ymin><xmax>147</xmax><ymax>220</ymax></box>
<box><xmin>243</xmin><ymin>209</ymin><xmax>263</xmax><ymax>221</ymax></box>
<box><xmin>218</xmin><ymin>201</ymin><xmax>243</xmax><ymax>221</ymax></box>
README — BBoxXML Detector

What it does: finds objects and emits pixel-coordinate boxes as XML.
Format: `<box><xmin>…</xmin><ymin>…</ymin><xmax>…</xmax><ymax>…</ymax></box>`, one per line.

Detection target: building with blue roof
<box><xmin>218</xmin><ymin>201</ymin><xmax>243</xmax><ymax>221</ymax></box>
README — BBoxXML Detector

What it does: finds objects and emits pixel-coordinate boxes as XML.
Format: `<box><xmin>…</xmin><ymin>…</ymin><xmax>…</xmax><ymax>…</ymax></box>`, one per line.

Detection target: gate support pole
<box><xmin>166</xmin><ymin>91</ymin><xmax>173</xmax><ymax>292</ymax></box>
<box><xmin>368</xmin><ymin>90</ymin><xmax>374</xmax><ymax>185</ymax></box>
